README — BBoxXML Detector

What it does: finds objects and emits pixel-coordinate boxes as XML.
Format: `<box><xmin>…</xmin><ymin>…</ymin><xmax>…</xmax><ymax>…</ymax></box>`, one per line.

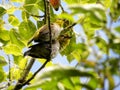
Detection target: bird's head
<box><xmin>55</xmin><ymin>18</ymin><xmax>66</xmax><ymax>27</ymax></box>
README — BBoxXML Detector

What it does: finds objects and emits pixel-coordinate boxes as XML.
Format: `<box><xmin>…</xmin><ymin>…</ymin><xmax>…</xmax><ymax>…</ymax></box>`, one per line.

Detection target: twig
<box><xmin>8</xmin><ymin>55</ymin><xmax>11</xmax><ymax>86</ymax></box>
<box><xmin>60</xmin><ymin>4</ymin><xmax>65</xmax><ymax>13</ymax></box>
<box><xmin>24</xmin><ymin>10</ymin><xmax>44</xmax><ymax>18</ymax></box>
<box><xmin>64</xmin><ymin>22</ymin><xmax>77</xmax><ymax>30</ymax></box>
<box><xmin>46</xmin><ymin>0</ymin><xmax>52</xmax><ymax>60</ymax></box>
<box><xmin>22</xmin><ymin>60</ymin><xmax>49</xmax><ymax>86</ymax></box>
<box><xmin>28</xmin><ymin>14</ymin><xmax>44</xmax><ymax>18</ymax></box>
<box><xmin>14</xmin><ymin>58</ymin><xmax>35</xmax><ymax>90</ymax></box>
<box><xmin>44</xmin><ymin>0</ymin><xmax>47</xmax><ymax>24</ymax></box>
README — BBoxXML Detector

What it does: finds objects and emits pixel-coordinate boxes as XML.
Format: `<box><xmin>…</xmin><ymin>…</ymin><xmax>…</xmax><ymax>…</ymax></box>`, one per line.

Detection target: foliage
<box><xmin>0</xmin><ymin>0</ymin><xmax>120</xmax><ymax>90</ymax></box>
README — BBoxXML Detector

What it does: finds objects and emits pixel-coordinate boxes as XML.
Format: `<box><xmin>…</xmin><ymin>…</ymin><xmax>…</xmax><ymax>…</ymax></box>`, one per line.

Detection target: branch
<box><xmin>14</xmin><ymin>58</ymin><xmax>35</xmax><ymax>90</ymax></box>
<box><xmin>21</xmin><ymin>60</ymin><xmax>49</xmax><ymax>86</ymax></box>
<box><xmin>8</xmin><ymin>55</ymin><xmax>11</xmax><ymax>86</ymax></box>
<box><xmin>25</xmin><ymin>11</ymin><xmax>44</xmax><ymax>18</ymax></box>
<box><xmin>64</xmin><ymin>22</ymin><xmax>77</xmax><ymax>30</ymax></box>
<box><xmin>60</xmin><ymin>4</ymin><xmax>65</xmax><ymax>13</ymax></box>
<box><xmin>46</xmin><ymin>0</ymin><xmax>52</xmax><ymax>60</ymax></box>
<box><xmin>44</xmin><ymin>0</ymin><xmax>47</xmax><ymax>24</ymax></box>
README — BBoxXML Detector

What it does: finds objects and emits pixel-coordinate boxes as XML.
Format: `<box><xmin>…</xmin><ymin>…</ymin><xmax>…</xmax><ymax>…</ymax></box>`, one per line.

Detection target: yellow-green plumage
<box><xmin>27</xmin><ymin>19</ymin><xmax>64</xmax><ymax>45</ymax></box>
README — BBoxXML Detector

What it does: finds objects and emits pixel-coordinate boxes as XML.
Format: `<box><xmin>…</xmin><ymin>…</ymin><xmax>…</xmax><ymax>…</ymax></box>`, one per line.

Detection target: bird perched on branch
<box><xmin>27</xmin><ymin>19</ymin><xmax>64</xmax><ymax>45</ymax></box>
<box><xmin>24</xmin><ymin>40</ymin><xmax>60</xmax><ymax>60</ymax></box>
<box><xmin>49</xmin><ymin>0</ymin><xmax>61</xmax><ymax>11</ymax></box>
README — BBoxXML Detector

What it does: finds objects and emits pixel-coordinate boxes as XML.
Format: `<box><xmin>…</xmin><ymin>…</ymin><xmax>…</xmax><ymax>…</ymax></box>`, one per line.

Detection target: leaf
<box><xmin>0</xmin><ymin>6</ymin><xmax>6</xmax><ymax>17</ymax></box>
<box><xmin>70</xmin><ymin>4</ymin><xmax>106</xmax><ymax>30</ymax></box>
<box><xmin>9</xmin><ymin>29</ymin><xmax>25</xmax><ymax>48</ymax></box>
<box><xmin>0</xmin><ymin>30</ymin><xmax>10</xmax><ymax>41</ymax></box>
<box><xmin>64</xmin><ymin>0</ymin><xmax>97</xmax><ymax>4</ymax></box>
<box><xmin>8</xmin><ymin>15</ymin><xmax>20</xmax><ymax>26</ymax></box>
<box><xmin>110</xmin><ymin>42</ymin><xmax>120</xmax><ymax>54</ymax></box>
<box><xmin>11</xmin><ymin>0</ymin><xmax>25</xmax><ymax>2</ymax></box>
<box><xmin>3</xmin><ymin>44</ymin><xmax>22</xmax><ymax>56</ymax></box>
<box><xmin>0</xmin><ymin>69</ymin><xmax>5</xmax><ymax>82</ymax></box>
<box><xmin>38</xmin><ymin>65</ymin><xmax>95</xmax><ymax>80</ymax></box>
<box><xmin>22</xmin><ymin>11</ymin><xmax>30</xmax><ymax>20</ymax></box>
<box><xmin>25</xmin><ymin>65</ymin><xmax>96</xmax><ymax>90</ymax></box>
<box><xmin>0</xmin><ymin>56</ymin><xmax>7</xmax><ymax>66</ymax></box>
<box><xmin>24</xmin><ymin>0</ymin><xmax>39</xmax><ymax>15</ymax></box>
<box><xmin>18</xmin><ymin>20</ymin><xmax>37</xmax><ymax>41</ymax></box>
<box><xmin>105</xmin><ymin>68</ymin><xmax>115</xmax><ymax>90</ymax></box>
<box><xmin>88</xmin><ymin>78</ymin><xmax>98</xmax><ymax>89</ymax></box>
<box><xmin>95</xmin><ymin>36</ymin><xmax>108</xmax><ymax>53</ymax></box>
<box><xmin>114</xmin><ymin>26</ymin><xmax>120</xmax><ymax>33</ymax></box>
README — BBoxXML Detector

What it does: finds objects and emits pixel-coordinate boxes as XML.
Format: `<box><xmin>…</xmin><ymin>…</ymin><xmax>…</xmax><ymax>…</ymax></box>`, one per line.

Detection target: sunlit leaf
<box><xmin>9</xmin><ymin>29</ymin><xmax>25</xmax><ymax>48</ymax></box>
<box><xmin>38</xmin><ymin>65</ymin><xmax>95</xmax><ymax>80</ymax></box>
<box><xmin>3</xmin><ymin>44</ymin><xmax>22</xmax><ymax>56</ymax></box>
<box><xmin>11</xmin><ymin>0</ymin><xmax>25</xmax><ymax>2</ymax></box>
<box><xmin>0</xmin><ymin>30</ymin><xmax>10</xmax><ymax>41</ymax></box>
<box><xmin>95</xmin><ymin>36</ymin><xmax>108</xmax><ymax>53</ymax></box>
<box><xmin>0</xmin><ymin>56</ymin><xmax>7</xmax><ymax>66</ymax></box>
<box><xmin>114</xmin><ymin>26</ymin><xmax>120</xmax><ymax>33</ymax></box>
<box><xmin>64</xmin><ymin>0</ymin><xmax>97</xmax><ymax>4</ymax></box>
<box><xmin>24</xmin><ymin>0</ymin><xmax>39</xmax><ymax>15</ymax></box>
<box><xmin>0</xmin><ymin>69</ymin><xmax>5</xmax><ymax>82</ymax></box>
<box><xmin>105</xmin><ymin>68</ymin><xmax>115</xmax><ymax>90</ymax></box>
<box><xmin>18</xmin><ymin>20</ymin><xmax>37</xmax><ymax>42</ymax></box>
<box><xmin>8</xmin><ymin>15</ymin><xmax>20</xmax><ymax>26</ymax></box>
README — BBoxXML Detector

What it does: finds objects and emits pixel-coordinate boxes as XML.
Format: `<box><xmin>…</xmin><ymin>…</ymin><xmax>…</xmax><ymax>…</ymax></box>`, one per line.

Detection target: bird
<box><xmin>58</xmin><ymin>34</ymin><xmax>71</xmax><ymax>52</ymax></box>
<box><xmin>49</xmin><ymin>0</ymin><xmax>61</xmax><ymax>11</ymax></box>
<box><xmin>27</xmin><ymin>19</ymin><xmax>64</xmax><ymax>45</ymax></box>
<box><xmin>24</xmin><ymin>40</ymin><xmax>60</xmax><ymax>60</ymax></box>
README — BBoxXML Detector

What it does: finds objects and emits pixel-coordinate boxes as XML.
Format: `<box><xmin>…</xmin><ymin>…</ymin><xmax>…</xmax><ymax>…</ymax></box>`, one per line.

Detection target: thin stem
<box><xmin>14</xmin><ymin>58</ymin><xmax>35</xmax><ymax>90</ymax></box>
<box><xmin>44</xmin><ymin>0</ymin><xmax>47</xmax><ymax>24</ymax></box>
<box><xmin>22</xmin><ymin>60</ymin><xmax>49</xmax><ymax>86</ymax></box>
<box><xmin>46</xmin><ymin>0</ymin><xmax>52</xmax><ymax>60</ymax></box>
<box><xmin>8</xmin><ymin>55</ymin><xmax>11</xmax><ymax>86</ymax></box>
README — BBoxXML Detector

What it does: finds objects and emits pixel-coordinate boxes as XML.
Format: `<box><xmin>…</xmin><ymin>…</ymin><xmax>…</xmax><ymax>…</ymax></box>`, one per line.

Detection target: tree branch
<box><xmin>21</xmin><ymin>60</ymin><xmax>49</xmax><ymax>86</ymax></box>
<box><xmin>46</xmin><ymin>0</ymin><xmax>52</xmax><ymax>60</ymax></box>
<box><xmin>44</xmin><ymin>0</ymin><xmax>47</xmax><ymax>24</ymax></box>
<box><xmin>14</xmin><ymin>58</ymin><xmax>35</xmax><ymax>90</ymax></box>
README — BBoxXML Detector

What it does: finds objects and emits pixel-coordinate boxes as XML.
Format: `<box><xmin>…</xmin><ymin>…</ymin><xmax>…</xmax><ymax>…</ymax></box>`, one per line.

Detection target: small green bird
<box><xmin>24</xmin><ymin>40</ymin><xmax>60</xmax><ymax>60</ymax></box>
<box><xmin>27</xmin><ymin>19</ymin><xmax>64</xmax><ymax>45</ymax></box>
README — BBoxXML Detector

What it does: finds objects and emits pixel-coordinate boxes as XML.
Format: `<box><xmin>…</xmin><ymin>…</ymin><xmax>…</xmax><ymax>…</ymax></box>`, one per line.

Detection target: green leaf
<box><xmin>70</xmin><ymin>4</ymin><xmax>106</xmax><ymax>30</ymax></box>
<box><xmin>110</xmin><ymin>42</ymin><xmax>120</xmax><ymax>54</ymax></box>
<box><xmin>18</xmin><ymin>20</ymin><xmax>37</xmax><ymax>41</ymax></box>
<box><xmin>3</xmin><ymin>44</ymin><xmax>22</xmax><ymax>56</ymax></box>
<box><xmin>0</xmin><ymin>56</ymin><xmax>7</xmax><ymax>66</ymax></box>
<box><xmin>38</xmin><ymin>65</ymin><xmax>95</xmax><ymax>80</ymax></box>
<box><xmin>61</xmin><ymin>78</ymin><xmax>76</xmax><ymax>90</ymax></box>
<box><xmin>11</xmin><ymin>0</ymin><xmax>24</xmax><ymax>2</ymax></box>
<box><xmin>9</xmin><ymin>29</ymin><xmax>25</xmax><ymax>48</ymax></box>
<box><xmin>8</xmin><ymin>15</ymin><xmax>20</xmax><ymax>26</ymax></box>
<box><xmin>25</xmin><ymin>65</ymin><xmax>96</xmax><ymax>90</ymax></box>
<box><xmin>114</xmin><ymin>26</ymin><xmax>120</xmax><ymax>33</ymax></box>
<box><xmin>88</xmin><ymin>78</ymin><xmax>98</xmax><ymax>89</ymax></box>
<box><xmin>0</xmin><ymin>30</ymin><xmax>10</xmax><ymax>41</ymax></box>
<box><xmin>36</xmin><ymin>0</ymin><xmax>44</xmax><ymax>11</ymax></box>
<box><xmin>22</xmin><ymin>11</ymin><xmax>30</xmax><ymax>20</ymax></box>
<box><xmin>0</xmin><ymin>69</ymin><xmax>5</xmax><ymax>82</ymax></box>
<box><xmin>110</xmin><ymin>0</ymin><xmax>120</xmax><ymax>21</ymax></box>
<box><xmin>106</xmin><ymin>68</ymin><xmax>115</xmax><ymax>90</ymax></box>
<box><xmin>24</xmin><ymin>0</ymin><xmax>39</xmax><ymax>15</ymax></box>
<box><xmin>0</xmin><ymin>6</ymin><xmax>6</xmax><ymax>17</ymax></box>
<box><xmin>95</xmin><ymin>36</ymin><xmax>108</xmax><ymax>53</ymax></box>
